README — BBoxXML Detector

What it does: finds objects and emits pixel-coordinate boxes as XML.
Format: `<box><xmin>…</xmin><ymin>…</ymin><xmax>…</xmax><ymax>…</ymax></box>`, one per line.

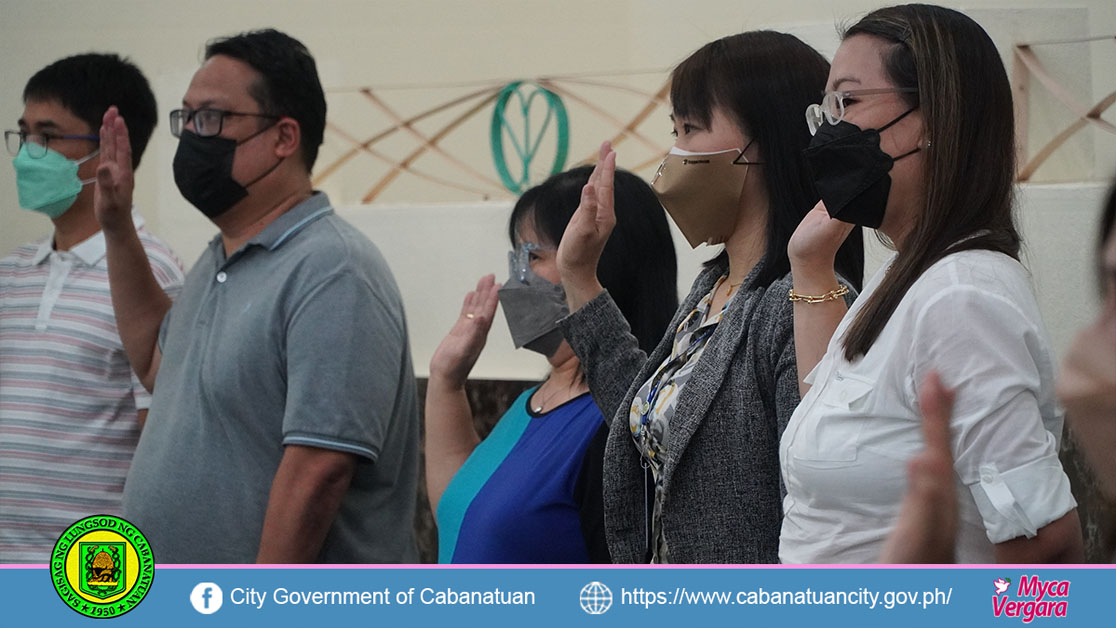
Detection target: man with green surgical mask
<box><xmin>0</xmin><ymin>54</ymin><xmax>184</xmax><ymax>563</ymax></box>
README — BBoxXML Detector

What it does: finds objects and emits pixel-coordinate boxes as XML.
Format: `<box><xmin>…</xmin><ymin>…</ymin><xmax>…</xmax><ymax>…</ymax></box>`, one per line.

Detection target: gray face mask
<box><xmin>497</xmin><ymin>251</ymin><xmax>569</xmax><ymax>357</ymax></box>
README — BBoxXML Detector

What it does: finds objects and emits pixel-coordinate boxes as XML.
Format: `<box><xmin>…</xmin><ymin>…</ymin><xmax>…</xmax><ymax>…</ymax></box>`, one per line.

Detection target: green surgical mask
<box><xmin>12</xmin><ymin>144</ymin><xmax>99</xmax><ymax>219</ymax></box>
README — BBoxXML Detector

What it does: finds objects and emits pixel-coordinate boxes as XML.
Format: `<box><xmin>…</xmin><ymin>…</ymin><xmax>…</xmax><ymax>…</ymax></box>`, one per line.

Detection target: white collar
<box><xmin>31</xmin><ymin>209</ymin><xmax>146</xmax><ymax>266</ymax></box>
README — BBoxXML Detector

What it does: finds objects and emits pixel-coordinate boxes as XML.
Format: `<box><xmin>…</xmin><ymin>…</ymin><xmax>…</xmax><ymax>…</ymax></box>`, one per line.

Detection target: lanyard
<box><xmin>635</xmin><ymin>274</ymin><xmax>734</xmax><ymax>561</ymax></box>
<box><xmin>637</xmin><ymin>325</ymin><xmax>716</xmax><ymax>434</ymax></box>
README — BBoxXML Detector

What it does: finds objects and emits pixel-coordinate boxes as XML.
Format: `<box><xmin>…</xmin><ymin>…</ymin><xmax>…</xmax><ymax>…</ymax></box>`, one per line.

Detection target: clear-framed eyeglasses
<box><xmin>805</xmin><ymin>87</ymin><xmax>918</xmax><ymax>135</ymax></box>
<box><xmin>5</xmin><ymin>130</ymin><xmax>99</xmax><ymax>159</ymax></box>
<box><xmin>169</xmin><ymin>108</ymin><xmax>279</xmax><ymax>138</ymax></box>
<box><xmin>508</xmin><ymin>242</ymin><xmax>555</xmax><ymax>282</ymax></box>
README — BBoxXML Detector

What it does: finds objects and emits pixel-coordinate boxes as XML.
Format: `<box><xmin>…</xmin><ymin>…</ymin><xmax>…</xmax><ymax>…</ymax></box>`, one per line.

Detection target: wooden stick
<box><xmin>319</xmin><ymin>123</ymin><xmax>502</xmax><ymax>198</ymax></box>
<box><xmin>1017</xmin><ymin>34</ymin><xmax>1115</xmax><ymax>47</ymax></box>
<box><xmin>1019</xmin><ymin>90</ymin><xmax>1116</xmax><ymax>180</ymax></box>
<box><xmin>313</xmin><ymin>86</ymin><xmax>500</xmax><ymax>184</ymax></box>
<box><xmin>538</xmin><ymin>79</ymin><xmax>664</xmax><ymax>154</ymax></box>
<box><xmin>599</xmin><ymin>81</ymin><xmax>671</xmax><ymax>161</ymax></box>
<box><xmin>360</xmin><ymin>88</ymin><xmax>506</xmax><ymax>190</ymax></box>
<box><xmin>362</xmin><ymin>90</ymin><xmax>503</xmax><ymax>202</ymax></box>
<box><xmin>1015</xmin><ymin>45</ymin><xmax>1116</xmax><ymax>134</ymax></box>
<box><xmin>1012</xmin><ymin>47</ymin><xmax>1031</xmax><ymax>179</ymax></box>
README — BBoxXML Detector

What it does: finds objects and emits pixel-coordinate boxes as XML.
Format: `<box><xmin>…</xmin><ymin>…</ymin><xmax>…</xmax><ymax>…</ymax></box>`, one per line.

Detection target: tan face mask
<box><xmin>1058</xmin><ymin>292</ymin><xmax>1116</xmax><ymax>500</ymax></box>
<box><xmin>651</xmin><ymin>144</ymin><xmax>758</xmax><ymax>248</ymax></box>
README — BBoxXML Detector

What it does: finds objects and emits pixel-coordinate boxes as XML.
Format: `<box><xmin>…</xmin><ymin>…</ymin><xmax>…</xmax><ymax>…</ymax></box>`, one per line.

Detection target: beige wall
<box><xmin>1</xmin><ymin>0</ymin><xmax>1113</xmax><ymax>378</ymax></box>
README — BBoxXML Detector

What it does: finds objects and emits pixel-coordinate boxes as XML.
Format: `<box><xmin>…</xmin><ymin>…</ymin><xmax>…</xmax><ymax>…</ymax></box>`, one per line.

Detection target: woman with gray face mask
<box><xmin>425</xmin><ymin>166</ymin><xmax>677</xmax><ymax>563</ymax></box>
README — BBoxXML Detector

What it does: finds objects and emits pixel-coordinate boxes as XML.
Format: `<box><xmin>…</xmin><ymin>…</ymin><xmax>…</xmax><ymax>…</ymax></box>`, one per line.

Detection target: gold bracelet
<box><xmin>788</xmin><ymin>285</ymin><xmax>849</xmax><ymax>303</ymax></box>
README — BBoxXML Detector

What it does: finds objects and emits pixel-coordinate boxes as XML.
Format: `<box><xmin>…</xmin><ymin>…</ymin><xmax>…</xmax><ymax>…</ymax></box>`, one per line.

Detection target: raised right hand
<box><xmin>94</xmin><ymin>106</ymin><xmax>135</xmax><ymax>234</ymax></box>
<box><xmin>556</xmin><ymin>142</ymin><xmax>616</xmax><ymax>312</ymax></box>
<box><xmin>556</xmin><ymin>142</ymin><xmax>616</xmax><ymax>290</ymax></box>
<box><xmin>429</xmin><ymin>274</ymin><xmax>501</xmax><ymax>389</ymax></box>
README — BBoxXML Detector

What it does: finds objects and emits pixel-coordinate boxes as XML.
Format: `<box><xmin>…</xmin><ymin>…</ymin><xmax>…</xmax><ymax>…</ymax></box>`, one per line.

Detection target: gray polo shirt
<box><xmin>123</xmin><ymin>192</ymin><xmax>419</xmax><ymax>563</ymax></box>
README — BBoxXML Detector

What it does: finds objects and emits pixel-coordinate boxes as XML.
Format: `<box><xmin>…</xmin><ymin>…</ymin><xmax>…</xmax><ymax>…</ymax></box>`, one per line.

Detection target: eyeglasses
<box><xmin>5</xmin><ymin>130</ymin><xmax>99</xmax><ymax>159</ymax></box>
<box><xmin>805</xmin><ymin>88</ymin><xmax>918</xmax><ymax>135</ymax></box>
<box><xmin>509</xmin><ymin>242</ymin><xmax>554</xmax><ymax>282</ymax></box>
<box><xmin>169</xmin><ymin>108</ymin><xmax>279</xmax><ymax>138</ymax></box>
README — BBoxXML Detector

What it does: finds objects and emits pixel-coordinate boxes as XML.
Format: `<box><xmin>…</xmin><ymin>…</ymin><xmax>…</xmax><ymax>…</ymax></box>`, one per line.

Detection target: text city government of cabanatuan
<box><xmin>228</xmin><ymin>586</ymin><xmax>536</xmax><ymax>608</ymax></box>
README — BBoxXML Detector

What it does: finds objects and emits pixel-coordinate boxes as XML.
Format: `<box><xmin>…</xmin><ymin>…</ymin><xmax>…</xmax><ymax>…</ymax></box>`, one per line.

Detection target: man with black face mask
<box><xmin>95</xmin><ymin>29</ymin><xmax>419</xmax><ymax>564</ymax></box>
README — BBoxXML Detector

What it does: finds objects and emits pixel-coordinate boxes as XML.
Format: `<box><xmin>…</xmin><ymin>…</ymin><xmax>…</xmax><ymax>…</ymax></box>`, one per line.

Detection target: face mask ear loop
<box><xmin>892</xmin><ymin>146</ymin><xmax>922</xmax><ymax>162</ymax></box>
<box><xmin>875</xmin><ymin>106</ymin><xmax>921</xmax><ymax>162</ymax></box>
<box><xmin>876</xmin><ymin>105</ymin><xmax>918</xmax><ymax>134</ymax></box>
<box><xmin>75</xmin><ymin>148</ymin><xmax>101</xmax><ymax>185</ymax></box>
<box><xmin>731</xmin><ymin>139</ymin><xmax>765</xmax><ymax>166</ymax></box>
<box><xmin>236</xmin><ymin>120</ymin><xmax>286</xmax><ymax>190</ymax></box>
<box><xmin>241</xmin><ymin>155</ymin><xmax>284</xmax><ymax>190</ymax></box>
<box><xmin>235</xmin><ymin>119</ymin><xmax>280</xmax><ymax>146</ymax></box>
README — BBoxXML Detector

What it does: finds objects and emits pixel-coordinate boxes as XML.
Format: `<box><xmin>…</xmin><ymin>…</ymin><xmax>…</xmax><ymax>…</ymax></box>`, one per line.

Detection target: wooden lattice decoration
<box><xmin>1013</xmin><ymin>35</ymin><xmax>1116</xmax><ymax>181</ymax></box>
<box><xmin>314</xmin><ymin>74</ymin><xmax>671</xmax><ymax>203</ymax></box>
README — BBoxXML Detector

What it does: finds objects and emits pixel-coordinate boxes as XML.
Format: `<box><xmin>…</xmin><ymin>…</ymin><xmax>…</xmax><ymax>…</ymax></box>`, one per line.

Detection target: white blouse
<box><xmin>779</xmin><ymin>250</ymin><xmax>1076</xmax><ymax>563</ymax></box>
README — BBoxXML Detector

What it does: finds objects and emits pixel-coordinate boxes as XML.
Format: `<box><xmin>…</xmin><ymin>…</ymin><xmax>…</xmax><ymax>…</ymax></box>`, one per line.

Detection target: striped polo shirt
<box><xmin>0</xmin><ymin>213</ymin><xmax>183</xmax><ymax>563</ymax></box>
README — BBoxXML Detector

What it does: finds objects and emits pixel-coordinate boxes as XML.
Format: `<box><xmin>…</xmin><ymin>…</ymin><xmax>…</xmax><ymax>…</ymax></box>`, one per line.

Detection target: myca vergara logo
<box><xmin>51</xmin><ymin>515</ymin><xmax>154</xmax><ymax>619</ymax></box>
<box><xmin>992</xmin><ymin>574</ymin><xmax>1069</xmax><ymax>623</ymax></box>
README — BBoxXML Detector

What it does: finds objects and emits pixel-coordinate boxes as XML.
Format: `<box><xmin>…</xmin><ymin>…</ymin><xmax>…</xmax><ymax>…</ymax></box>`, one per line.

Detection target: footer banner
<box><xmin>2</xmin><ymin>565</ymin><xmax>1112</xmax><ymax>627</ymax></box>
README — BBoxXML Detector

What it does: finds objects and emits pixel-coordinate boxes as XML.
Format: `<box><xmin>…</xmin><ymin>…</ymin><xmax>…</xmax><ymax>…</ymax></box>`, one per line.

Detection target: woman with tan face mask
<box><xmin>783</xmin><ymin>4</ymin><xmax>1082</xmax><ymax>564</ymax></box>
<box><xmin>556</xmin><ymin>31</ymin><xmax>864</xmax><ymax>563</ymax></box>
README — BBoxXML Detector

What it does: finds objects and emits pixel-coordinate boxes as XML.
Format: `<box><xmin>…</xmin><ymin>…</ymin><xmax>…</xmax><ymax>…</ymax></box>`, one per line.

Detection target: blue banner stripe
<box><xmin>4</xmin><ymin>566</ymin><xmax>1115</xmax><ymax>627</ymax></box>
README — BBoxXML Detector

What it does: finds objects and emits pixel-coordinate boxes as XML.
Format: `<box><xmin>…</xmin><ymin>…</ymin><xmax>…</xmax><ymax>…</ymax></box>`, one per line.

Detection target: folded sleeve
<box><xmin>910</xmin><ymin>286</ymin><xmax>1076</xmax><ymax>544</ymax></box>
<box><xmin>131</xmin><ymin>372</ymin><xmax>152</xmax><ymax>411</ymax></box>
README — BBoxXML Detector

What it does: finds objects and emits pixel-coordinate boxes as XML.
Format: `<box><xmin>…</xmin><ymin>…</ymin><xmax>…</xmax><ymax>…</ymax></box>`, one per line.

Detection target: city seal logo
<box><xmin>51</xmin><ymin>515</ymin><xmax>154</xmax><ymax>619</ymax></box>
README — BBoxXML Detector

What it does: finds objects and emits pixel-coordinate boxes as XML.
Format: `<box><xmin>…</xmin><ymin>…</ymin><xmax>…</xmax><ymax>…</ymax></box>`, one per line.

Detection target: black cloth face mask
<box><xmin>172</xmin><ymin>126</ymin><xmax>281</xmax><ymax>218</ymax></box>
<box><xmin>802</xmin><ymin>107</ymin><xmax>919</xmax><ymax>229</ymax></box>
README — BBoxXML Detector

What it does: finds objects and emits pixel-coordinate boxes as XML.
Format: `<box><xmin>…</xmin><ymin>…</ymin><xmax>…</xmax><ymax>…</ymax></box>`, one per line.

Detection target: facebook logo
<box><xmin>190</xmin><ymin>582</ymin><xmax>224</xmax><ymax>614</ymax></box>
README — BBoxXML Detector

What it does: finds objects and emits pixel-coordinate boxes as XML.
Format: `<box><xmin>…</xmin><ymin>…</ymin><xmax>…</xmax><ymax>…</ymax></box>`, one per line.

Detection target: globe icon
<box><xmin>579</xmin><ymin>581</ymin><xmax>613</xmax><ymax>615</ymax></box>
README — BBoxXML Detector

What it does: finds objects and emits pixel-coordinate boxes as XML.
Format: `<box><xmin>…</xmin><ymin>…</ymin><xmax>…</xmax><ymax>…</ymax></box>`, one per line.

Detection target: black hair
<box><xmin>23</xmin><ymin>53</ymin><xmax>157</xmax><ymax>169</ymax></box>
<box><xmin>205</xmin><ymin>29</ymin><xmax>326</xmax><ymax>171</ymax></box>
<box><xmin>508</xmin><ymin>166</ymin><xmax>679</xmax><ymax>354</ymax></box>
<box><xmin>670</xmin><ymin>30</ymin><xmax>865</xmax><ymax>290</ymax></box>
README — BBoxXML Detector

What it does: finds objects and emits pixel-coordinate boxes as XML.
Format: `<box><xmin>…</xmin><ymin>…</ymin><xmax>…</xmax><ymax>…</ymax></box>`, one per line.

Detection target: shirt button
<box><xmin>216</xmin><ymin>271</ymin><xmax>228</xmax><ymax>283</ymax></box>
<box><xmin>981</xmin><ymin>471</ymin><xmax>995</xmax><ymax>483</ymax></box>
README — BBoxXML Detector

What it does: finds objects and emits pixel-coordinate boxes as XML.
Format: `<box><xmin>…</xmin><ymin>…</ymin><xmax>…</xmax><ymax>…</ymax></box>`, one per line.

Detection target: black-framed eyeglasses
<box><xmin>169</xmin><ymin>108</ymin><xmax>279</xmax><ymax>138</ymax></box>
<box><xmin>5</xmin><ymin>130</ymin><xmax>99</xmax><ymax>159</ymax></box>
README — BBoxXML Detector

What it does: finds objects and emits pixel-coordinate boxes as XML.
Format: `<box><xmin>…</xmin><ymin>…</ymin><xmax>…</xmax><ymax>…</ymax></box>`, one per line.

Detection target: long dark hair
<box><xmin>840</xmin><ymin>4</ymin><xmax>1020</xmax><ymax>361</ymax></box>
<box><xmin>670</xmin><ymin>30</ymin><xmax>865</xmax><ymax>290</ymax></box>
<box><xmin>509</xmin><ymin>166</ymin><xmax>679</xmax><ymax>354</ymax></box>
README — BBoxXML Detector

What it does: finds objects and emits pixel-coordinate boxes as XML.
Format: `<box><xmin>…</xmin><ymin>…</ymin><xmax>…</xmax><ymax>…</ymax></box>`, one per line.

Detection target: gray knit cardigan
<box><xmin>561</xmin><ymin>257</ymin><xmax>829</xmax><ymax>563</ymax></box>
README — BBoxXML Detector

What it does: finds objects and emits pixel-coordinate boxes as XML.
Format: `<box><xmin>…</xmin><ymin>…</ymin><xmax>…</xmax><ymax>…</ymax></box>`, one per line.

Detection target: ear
<box><xmin>272</xmin><ymin>116</ymin><xmax>301</xmax><ymax>160</ymax></box>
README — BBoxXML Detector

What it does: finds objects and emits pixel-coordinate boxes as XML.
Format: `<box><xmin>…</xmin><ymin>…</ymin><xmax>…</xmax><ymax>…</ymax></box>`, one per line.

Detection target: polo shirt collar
<box><xmin>31</xmin><ymin>209</ymin><xmax>146</xmax><ymax>266</ymax></box>
<box><xmin>247</xmin><ymin>192</ymin><xmax>333</xmax><ymax>251</ymax></box>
